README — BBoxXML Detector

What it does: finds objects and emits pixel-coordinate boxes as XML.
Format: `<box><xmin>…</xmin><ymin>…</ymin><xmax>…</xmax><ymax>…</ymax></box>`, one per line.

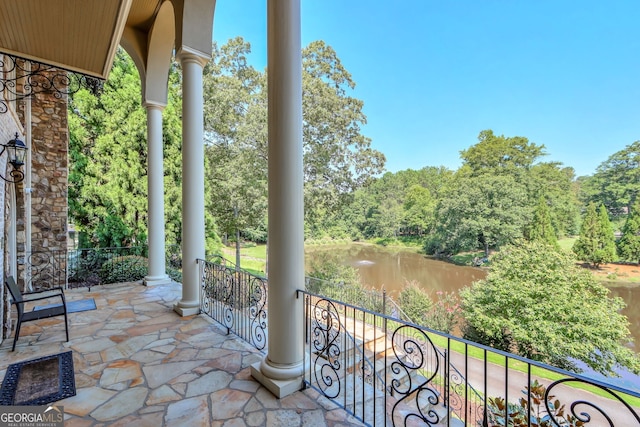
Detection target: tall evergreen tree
<box><xmin>580</xmin><ymin>140</ymin><xmax>640</xmax><ymax>216</ymax></box>
<box><xmin>597</xmin><ymin>204</ymin><xmax>617</xmax><ymax>265</ymax></box>
<box><xmin>618</xmin><ymin>199</ymin><xmax>640</xmax><ymax>264</ymax></box>
<box><xmin>526</xmin><ymin>196</ymin><xmax>558</xmax><ymax>248</ymax></box>
<box><xmin>69</xmin><ymin>49</ymin><xmax>222</xmax><ymax>253</ymax></box>
<box><xmin>573</xmin><ymin>202</ymin><xmax>616</xmax><ymax>267</ymax></box>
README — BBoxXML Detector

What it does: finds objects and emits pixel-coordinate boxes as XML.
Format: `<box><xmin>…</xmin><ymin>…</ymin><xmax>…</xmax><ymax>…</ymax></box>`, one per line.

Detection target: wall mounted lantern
<box><xmin>0</xmin><ymin>132</ymin><xmax>27</xmax><ymax>183</ymax></box>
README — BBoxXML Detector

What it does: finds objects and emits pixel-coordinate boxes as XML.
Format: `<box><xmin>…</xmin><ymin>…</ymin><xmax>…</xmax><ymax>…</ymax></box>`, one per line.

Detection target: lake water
<box><xmin>305</xmin><ymin>243</ymin><xmax>640</xmax><ymax>353</ymax></box>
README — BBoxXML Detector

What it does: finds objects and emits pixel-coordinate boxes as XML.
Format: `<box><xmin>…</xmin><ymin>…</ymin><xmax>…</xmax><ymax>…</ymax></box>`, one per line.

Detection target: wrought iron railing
<box><xmin>67</xmin><ymin>246</ymin><xmax>148</xmax><ymax>289</ymax></box>
<box><xmin>299</xmin><ymin>290</ymin><xmax>640</xmax><ymax>427</ymax></box>
<box><xmin>198</xmin><ymin>258</ymin><xmax>267</xmax><ymax>352</ymax></box>
<box><xmin>194</xmin><ymin>260</ymin><xmax>639</xmax><ymax>426</ymax></box>
<box><xmin>305</xmin><ymin>276</ymin><xmax>386</xmax><ymax>314</ymax></box>
<box><xmin>21</xmin><ymin>245</ymin><xmax>182</xmax><ymax>291</ymax></box>
<box><xmin>22</xmin><ymin>249</ymin><xmax>67</xmax><ymax>291</ymax></box>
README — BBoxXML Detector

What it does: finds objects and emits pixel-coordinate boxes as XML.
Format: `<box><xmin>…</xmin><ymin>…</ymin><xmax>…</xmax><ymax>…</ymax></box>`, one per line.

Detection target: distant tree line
<box><xmin>69</xmin><ymin>39</ymin><xmax>640</xmax><ymax>268</ymax></box>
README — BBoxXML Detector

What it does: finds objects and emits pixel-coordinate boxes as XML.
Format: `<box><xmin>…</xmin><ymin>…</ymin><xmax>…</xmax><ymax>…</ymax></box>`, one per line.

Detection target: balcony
<box><xmin>3</xmin><ymin>253</ymin><xmax>640</xmax><ymax>426</ymax></box>
<box><xmin>0</xmin><ymin>280</ymin><xmax>364</xmax><ymax>426</ymax></box>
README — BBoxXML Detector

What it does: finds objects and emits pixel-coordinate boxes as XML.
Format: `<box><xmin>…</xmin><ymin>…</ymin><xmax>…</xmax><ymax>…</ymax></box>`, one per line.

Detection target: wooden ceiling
<box><xmin>0</xmin><ymin>0</ymin><xmax>164</xmax><ymax>79</ymax></box>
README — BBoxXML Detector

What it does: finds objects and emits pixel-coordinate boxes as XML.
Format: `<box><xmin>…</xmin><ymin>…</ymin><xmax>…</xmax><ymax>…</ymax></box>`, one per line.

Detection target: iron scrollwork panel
<box><xmin>311</xmin><ymin>297</ymin><xmax>342</xmax><ymax>399</ymax></box>
<box><xmin>26</xmin><ymin>250</ymin><xmax>66</xmax><ymax>290</ymax></box>
<box><xmin>390</xmin><ymin>325</ymin><xmax>444</xmax><ymax>427</ymax></box>
<box><xmin>248</xmin><ymin>275</ymin><xmax>267</xmax><ymax>351</ymax></box>
<box><xmin>201</xmin><ymin>262</ymin><xmax>234</xmax><ymax>331</ymax></box>
<box><xmin>200</xmin><ymin>260</ymin><xmax>268</xmax><ymax>353</ymax></box>
<box><xmin>0</xmin><ymin>54</ymin><xmax>103</xmax><ymax>114</ymax></box>
<box><xmin>544</xmin><ymin>378</ymin><xmax>640</xmax><ymax>426</ymax></box>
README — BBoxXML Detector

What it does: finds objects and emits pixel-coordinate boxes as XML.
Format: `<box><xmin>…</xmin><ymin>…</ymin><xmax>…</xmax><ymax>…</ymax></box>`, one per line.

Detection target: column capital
<box><xmin>176</xmin><ymin>47</ymin><xmax>211</xmax><ymax>68</ymax></box>
<box><xmin>143</xmin><ymin>100</ymin><xmax>167</xmax><ymax>111</ymax></box>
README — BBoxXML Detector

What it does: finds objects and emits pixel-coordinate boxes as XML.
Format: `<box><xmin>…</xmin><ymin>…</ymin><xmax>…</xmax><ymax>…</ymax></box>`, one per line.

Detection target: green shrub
<box><xmin>167</xmin><ymin>266</ymin><xmax>182</xmax><ymax>283</ymax></box>
<box><xmin>461</xmin><ymin>240</ymin><xmax>640</xmax><ymax>375</ymax></box>
<box><xmin>69</xmin><ymin>250</ymin><xmax>110</xmax><ymax>284</ymax></box>
<box><xmin>426</xmin><ymin>291</ymin><xmax>461</xmax><ymax>334</ymax></box>
<box><xmin>99</xmin><ymin>255</ymin><xmax>148</xmax><ymax>284</ymax></box>
<box><xmin>398</xmin><ymin>281</ymin><xmax>433</xmax><ymax>326</ymax></box>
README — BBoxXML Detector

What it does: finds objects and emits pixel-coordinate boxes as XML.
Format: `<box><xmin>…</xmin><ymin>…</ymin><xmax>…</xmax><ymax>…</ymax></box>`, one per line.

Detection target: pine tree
<box><xmin>598</xmin><ymin>204</ymin><xmax>617</xmax><ymax>262</ymax></box>
<box><xmin>618</xmin><ymin>199</ymin><xmax>640</xmax><ymax>264</ymax></box>
<box><xmin>573</xmin><ymin>202</ymin><xmax>616</xmax><ymax>267</ymax></box>
<box><xmin>526</xmin><ymin>196</ymin><xmax>558</xmax><ymax>248</ymax></box>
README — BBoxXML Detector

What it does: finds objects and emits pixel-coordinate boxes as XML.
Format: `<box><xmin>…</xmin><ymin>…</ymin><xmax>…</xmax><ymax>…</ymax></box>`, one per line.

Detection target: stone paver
<box><xmin>0</xmin><ymin>282</ymin><xmax>364</xmax><ymax>426</ymax></box>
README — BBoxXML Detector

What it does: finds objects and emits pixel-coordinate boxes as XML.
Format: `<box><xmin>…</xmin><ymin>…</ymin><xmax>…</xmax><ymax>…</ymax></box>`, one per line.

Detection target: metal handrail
<box><xmin>299</xmin><ymin>289</ymin><xmax>640</xmax><ymax>427</ymax></box>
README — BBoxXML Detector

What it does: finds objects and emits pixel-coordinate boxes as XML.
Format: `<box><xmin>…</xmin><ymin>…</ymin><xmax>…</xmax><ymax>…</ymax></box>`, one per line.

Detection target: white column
<box><xmin>144</xmin><ymin>102</ymin><xmax>170</xmax><ymax>286</ymax></box>
<box><xmin>174</xmin><ymin>50</ymin><xmax>207</xmax><ymax>316</ymax></box>
<box><xmin>251</xmin><ymin>0</ymin><xmax>304</xmax><ymax>398</ymax></box>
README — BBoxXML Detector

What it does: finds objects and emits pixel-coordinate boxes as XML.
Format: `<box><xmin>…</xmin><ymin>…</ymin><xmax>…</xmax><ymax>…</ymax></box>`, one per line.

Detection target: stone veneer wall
<box><xmin>18</xmin><ymin>80</ymin><xmax>69</xmax><ymax>290</ymax></box>
<box><xmin>28</xmin><ymin>91</ymin><xmax>69</xmax><ymax>252</ymax></box>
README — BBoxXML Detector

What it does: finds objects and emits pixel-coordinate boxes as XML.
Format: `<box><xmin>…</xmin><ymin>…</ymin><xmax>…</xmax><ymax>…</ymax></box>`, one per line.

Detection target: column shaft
<box><xmin>174</xmin><ymin>52</ymin><xmax>206</xmax><ymax>316</ymax></box>
<box><xmin>144</xmin><ymin>103</ymin><xmax>170</xmax><ymax>286</ymax></box>
<box><xmin>252</xmin><ymin>0</ymin><xmax>304</xmax><ymax>395</ymax></box>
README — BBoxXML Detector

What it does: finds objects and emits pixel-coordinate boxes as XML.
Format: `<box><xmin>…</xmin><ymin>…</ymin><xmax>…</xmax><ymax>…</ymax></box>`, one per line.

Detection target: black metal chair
<box><xmin>5</xmin><ymin>276</ymin><xmax>69</xmax><ymax>351</ymax></box>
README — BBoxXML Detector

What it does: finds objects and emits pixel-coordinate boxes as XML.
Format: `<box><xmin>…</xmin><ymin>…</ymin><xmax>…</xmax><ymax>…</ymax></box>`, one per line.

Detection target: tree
<box><xmin>69</xmin><ymin>49</ymin><xmax>221</xmax><ymax>253</ymax></box>
<box><xmin>526</xmin><ymin>196</ymin><xmax>558</xmax><ymax>248</ymax></box>
<box><xmin>69</xmin><ymin>50</ymin><xmax>148</xmax><ymax>247</ymax></box>
<box><xmin>403</xmin><ymin>185</ymin><xmax>435</xmax><ymax>235</ymax></box>
<box><xmin>302</xmin><ymin>41</ymin><xmax>386</xmax><ymax>236</ymax></box>
<box><xmin>398</xmin><ymin>282</ymin><xmax>433</xmax><ymax>326</ymax></box>
<box><xmin>459</xmin><ymin>130</ymin><xmax>546</xmax><ymax>175</ymax></box>
<box><xmin>460</xmin><ymin>241</ymin><xmax>639</xmax><ymax>375</ymax></box>
<box><xmin>370</xmin><ymin>198</ymin><xmax>404</xmax><ymax>239</ymax></box>
<box><xmin>528</xmin><ymin>162</ymin><xmax>581</xmax><ymax>237</ymax></box>
<box><xmin>203</xmin><ymin>38</ymin><xmax>267</xmax><ymax>266</ymax></box>
<box><xmin>433</xmin><ymin>173</ymin><xmax>530</xmax><ymax>257</ymax></box>
<box><xmin>202</xmin><ymin>39</ymin><xmax>385</xmax><ymax>242</ymax></box>
<box><xmin>580</xmin><ymin>141</ymin><xmax>640</xmax><ymax>216</ymax></box>
<box><xmin>429</xmin><ymin>130</ymin><xmax>580</xmax><ymax>257</ymax></box>
<box><xmin>618</xmin><ymin>199</ymin><xmax>640</xmax><ymax>264</ymax></box>
<box><xmin>573</xmin><ymin>203</ymin><xmax>616</xmax><ymax>267</ymax></box>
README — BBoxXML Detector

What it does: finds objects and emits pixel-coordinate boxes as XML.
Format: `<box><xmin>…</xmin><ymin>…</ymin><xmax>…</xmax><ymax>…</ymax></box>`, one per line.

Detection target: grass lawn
<box><xmin>240</xmin><ymin>244</ymin><xmax>267</xmax><ymax>259</ymax></box>
<box><xmin>221</xmin><ymin>244</ymin><xmax>267</xmax><ymax>274</ymax></box>
<box><xmin>406</xmin><ymin>324</ymin><xmax>640</xmax><ymax>408</ymax></box>
<box><xmin>450</xmin><ymin>251</ymin><xmax>486</xmax><ymax>266</ymax></box>
<box><xmin>558</xmin><ymin>236</ymin><xmax>577</xmax><ymax>252</ymax></box>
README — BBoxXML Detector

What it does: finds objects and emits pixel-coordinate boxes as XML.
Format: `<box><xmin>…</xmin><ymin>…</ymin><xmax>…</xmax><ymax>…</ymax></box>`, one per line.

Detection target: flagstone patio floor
<box><xmin>0</xmin><ymin>281</ymin><xmax>364</xmax><ymax>426</ymax></box>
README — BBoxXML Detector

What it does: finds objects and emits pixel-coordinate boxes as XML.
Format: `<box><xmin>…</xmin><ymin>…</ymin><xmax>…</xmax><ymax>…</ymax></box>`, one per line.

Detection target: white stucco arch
<box><xmin>144</xmin><ymin>1</ymin><xmax>175</xmax><ymax>106</ymax></box>
<box><xmin>120</xmin><ymin>27</ymin><xmax>148</xmax><ymax>100</ymax></box>
<box><xmin>120</xmin><ymin>1</ymin><xmax>175</xmax><ymax>106</ymax></box>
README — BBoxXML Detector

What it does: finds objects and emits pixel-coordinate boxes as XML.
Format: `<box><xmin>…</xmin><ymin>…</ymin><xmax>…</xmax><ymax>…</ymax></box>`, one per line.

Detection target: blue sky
<box><xmin>212</xmin><ymin>1</ymin><xmax>640</xmax><ymax>177</ymax></box>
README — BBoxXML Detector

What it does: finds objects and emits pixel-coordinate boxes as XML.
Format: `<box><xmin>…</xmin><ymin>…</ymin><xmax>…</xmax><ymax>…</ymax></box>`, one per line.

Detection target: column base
<box><xmin>251</xmin><ymin>361</ymin><xmax>304</xmax><ymax>398</ymax></box>
<box><xmin>173</xmin><ymin>302</ymin><xmax>200</xmax><ymax>316</ymax></box>
<box><xmin>144</xmin><ymin>274</ymin><xmax>171</xmax><ymax>286</ymax></box>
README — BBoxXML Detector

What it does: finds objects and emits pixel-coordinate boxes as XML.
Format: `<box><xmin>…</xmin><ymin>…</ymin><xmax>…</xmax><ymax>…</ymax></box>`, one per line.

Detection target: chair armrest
<box><xmin>14</xmin><ymin>293</ymin><xmax>64</xmax><ymax>304</ymax></box>
<box><xmin>23</xmin><ymin>287</ymin><xmax>64</xmax><ymax>296</ymax></box>
<box><xmin>20</xmin><ymin>288</ymin><xmax>66</xmax><ymax>305</ymax></box>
